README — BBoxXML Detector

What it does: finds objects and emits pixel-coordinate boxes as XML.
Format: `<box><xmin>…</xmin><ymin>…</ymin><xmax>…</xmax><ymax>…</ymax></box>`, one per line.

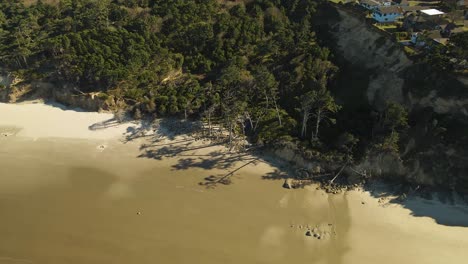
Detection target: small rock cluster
<box><xmin>321</xmin><ymin>183</ymin><xmax>365</xmax><ymax>194</ymax></box>
<box><xmin>283</xmin><ymin>178</ymin><xmax>365</xmax><ymax>194</ymax></box>
<box><xmin>282</xmin><ymin>179</ymin><xmax>313</xmax><ymax>189</ymax></box>
<box><xmin>290</xmin><ymin>223</ymin><xmax>336</xmax><ymax>241</ymax></box>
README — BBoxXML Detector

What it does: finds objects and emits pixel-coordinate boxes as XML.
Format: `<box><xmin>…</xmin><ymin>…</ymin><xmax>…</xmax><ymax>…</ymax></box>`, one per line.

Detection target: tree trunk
<box><xmin>208</xmin><ymin>111</ymin><xmax>212</xmax><ymax>137</ymax></box>
<box><xmin>246</xmin><ymin>112</ymin><xmax>254</xmax><ymax>132</ymax></box>
<box><xmin>313</xmin><ymin>109</ymin><xmax>322</xmax><ymax>141</ymax></box>
<box><xmin>229</xmin><ymin>122</ymin><xmax>233</xmax><ymax>148</ymax></box>
<box><xmin>330</xmin><ymin>161</ymin><xmax>349</xmax><ymax>184</ymax></box>
<box><xmin>301</xmin><ymin>111</ymin><xmax>309</xmax><ymax>139</ymax></box>
<box><xmin>22</xmin><ymin>55</ymin><xmax>28</xmax><ymax>67</ymax></box>
<box><xmin>264</xmin><ymin>92</ymin><xmax>270</xmax><ymax>108</ymax></box>
<box><xmin>273</xmin><ymin>100</ymin><xmax>282</xmax><ymax>126</ymax></box>
<box><xmin>228</xmin><ymin>116</ymin><xmax>233</xmax><ymax>148</ymax></box>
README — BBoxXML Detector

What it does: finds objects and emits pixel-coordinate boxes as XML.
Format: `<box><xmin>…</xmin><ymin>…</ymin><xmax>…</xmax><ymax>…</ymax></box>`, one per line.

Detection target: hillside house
<box><xmin>394</xmin><ymin>0</ymin><xmax>409</xmax><ymax>6</ymax></box>
<box><xmin>411</xmin><ymin>30</ymin><xmax>448</xmax><ymax>46</ymax></box>
<box><xmin>360</xmin><ymin>0</ymin><xmax>393</xmax><ymax>10</ymax></box>
<box><xmin>444</xmin><ymin>0</ymin><xmax>467</xmax><ymax>8</ymax></box>
<box><xmin>455</xmin><ymin>0</ymin><xmax>467</xmax><ymax>7</ymax></box>
<box><xmin>420</xmin><ymin>9</ymin><xmax>445</xmax><ymax>21</ymax></box>
<box><xmin>403</xmin><ymin>10</ymin><xmax>449</xmax><ymax>32</ymax></box>
<box><xmin>410</xmin><ymin>23</ymin><xmax>465</xmax><ymax>47</ymax></box>
<box><xmin>372</xmin><ymin>6</ymin><xmax>404</xmax><ymax>22</ymax></box>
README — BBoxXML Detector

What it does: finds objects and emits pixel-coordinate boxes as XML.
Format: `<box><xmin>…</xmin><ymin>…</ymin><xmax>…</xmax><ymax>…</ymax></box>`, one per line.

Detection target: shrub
<box><xmin>404</xmin><ymin>46</ymin><xmax>417</xmax><ymax>56</ymax></box>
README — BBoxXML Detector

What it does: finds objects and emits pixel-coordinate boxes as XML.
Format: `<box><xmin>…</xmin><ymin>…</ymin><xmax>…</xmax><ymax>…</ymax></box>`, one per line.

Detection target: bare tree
<box><xmin>300</xmin><ymin>89</ymin><xmax>340</xmax><ymax>141</ymax></box>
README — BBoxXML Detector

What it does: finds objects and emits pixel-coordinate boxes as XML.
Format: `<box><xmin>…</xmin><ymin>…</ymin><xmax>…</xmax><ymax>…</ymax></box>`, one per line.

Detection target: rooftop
<box><xmin>360</xmin><ymin>0</ymin><xmax>380</xmax><ymax>6</ymax></box>
<box><xmin>421</xmin><ymin>9</ymin><xmax>445</xmax><ymax>16</ymax></box>
<box><xmin>360</xmin><ymin>0</ymin><xmax>392</xmax><ymax>5</ymax></box>
<box><xmin>376</xmin><ymin>6</ymin><xmax>404</xmax><ymax>14</ymax></box>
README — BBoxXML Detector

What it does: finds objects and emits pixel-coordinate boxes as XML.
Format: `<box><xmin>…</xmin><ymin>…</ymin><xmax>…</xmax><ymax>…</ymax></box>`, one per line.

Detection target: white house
<box><xmin>372</xmin><ymin>6</ymin><xmax>404</xmax><ymax>23</ymax></box>
<box><xmin>420</xmin><ymin>9</ymin><xmax>445</xmax><ymax>17</ymax></box>
<box><xmin>360</xmin><ymin>0</ymin><xmax>393</xmax><ymax>10</ymax></box>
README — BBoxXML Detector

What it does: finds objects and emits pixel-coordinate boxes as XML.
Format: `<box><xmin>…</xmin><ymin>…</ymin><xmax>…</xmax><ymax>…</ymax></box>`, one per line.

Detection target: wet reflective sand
<box><xmin>0</xmin><ymin>137</ymin><xmax>354</xmax><ymax>264</ymax></box>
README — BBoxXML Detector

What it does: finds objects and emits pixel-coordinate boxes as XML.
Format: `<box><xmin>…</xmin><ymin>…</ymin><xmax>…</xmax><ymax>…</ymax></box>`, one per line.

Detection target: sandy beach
<box><xmin>1</xmin><ymin>101</ymin><xmax>468</xmax><ymax>264</ymax></box>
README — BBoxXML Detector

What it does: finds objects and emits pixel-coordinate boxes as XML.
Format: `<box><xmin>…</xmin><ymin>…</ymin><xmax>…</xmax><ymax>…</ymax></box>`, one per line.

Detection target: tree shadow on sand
<box><xmin>126</xmin><ymin>118</ymin><xmax>267</xmax><ymax>188</ymax></box>
<box><xmin>367</xmin><ymin>181</ymin><xmax>468</xmax><ymax>227</ymax></box>
<box><xmin>139</xmin><ymin>140</ymin><xmax>261</xmax><ymax>188</ymax></box>
<box><xmin>88</xmin><ymin>118</ymin><xmax>122</xmax><ymax>130</ymax></box>
<box><xmin>122</xmin><ymin>118</ymin><xmax>203</xmax><ymax>144</ymax></box>
<box><xmin>198</xmin><ymin>158</ymin><xmax>261</xmax><ymax>188</ymax></box>
<box><xmin>265</xmin><ymin>167</ymin><xmax>468</xmax><ymax>227</ymax></box>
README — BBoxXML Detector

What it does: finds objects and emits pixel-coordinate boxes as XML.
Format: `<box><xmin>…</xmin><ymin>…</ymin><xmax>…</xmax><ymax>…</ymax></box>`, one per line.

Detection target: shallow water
<box><xmin>1</xmin><ymin>136</ymin><xmax>468</xmax><ymax>264</ymax></box>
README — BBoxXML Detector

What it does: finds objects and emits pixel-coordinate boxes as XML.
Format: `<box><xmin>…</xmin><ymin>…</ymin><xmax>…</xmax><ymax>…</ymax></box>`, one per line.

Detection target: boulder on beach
<box><xmin>283</xmin><ymin>179</ymin><xmax>293</xmax><ymax>189</ymax></box>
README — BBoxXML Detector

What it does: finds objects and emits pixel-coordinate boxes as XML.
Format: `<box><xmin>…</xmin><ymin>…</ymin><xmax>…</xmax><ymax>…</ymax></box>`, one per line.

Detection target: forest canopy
<box><xmin>0</xmin><ymin>0</ymin><xmax>410</xmax><ymax>164</ymax></box>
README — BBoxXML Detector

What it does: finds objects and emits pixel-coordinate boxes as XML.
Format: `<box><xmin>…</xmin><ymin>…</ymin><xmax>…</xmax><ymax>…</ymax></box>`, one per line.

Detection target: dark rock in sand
<box><xmin>305</xmin><ymin>230</ymin><xmax>312</xmax><ymax>236</ymax></box>
<box><xmin>283</xmin><ymin>179</ymin><xmax>293</xmax><ymax>189</ymax></box>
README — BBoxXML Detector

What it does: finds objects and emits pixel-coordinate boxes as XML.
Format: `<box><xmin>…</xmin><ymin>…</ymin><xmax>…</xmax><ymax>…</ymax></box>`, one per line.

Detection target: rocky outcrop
<box><xmin>51</xmin><ymin>85</ymin><xmax>122</xmax><ymax>112</ymax></box>
<box><xmin>0</xmin><ymin>73</ymin><xmax>124</xmax><ymax>112</ymax></box>
<box><xmin>272</xmin><ymin>144</ymin><xmax>324</xmax><ymax>173</ymax></box>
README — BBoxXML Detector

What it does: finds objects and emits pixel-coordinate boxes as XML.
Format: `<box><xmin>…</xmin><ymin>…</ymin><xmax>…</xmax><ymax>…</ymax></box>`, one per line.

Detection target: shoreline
<box><xmin>1</xmin><ymin>101</ymin><xmax>468</xmax><ymax>263</ymax></box>
<box><xmin>0</xmin><ymin>100</ymin><xmax>140</xmax><ymax>140</ymax></box>
<box><xmin>1</xmin><ymin>101</ymin><xmax>468</xmax><ymax>217</ymax></box>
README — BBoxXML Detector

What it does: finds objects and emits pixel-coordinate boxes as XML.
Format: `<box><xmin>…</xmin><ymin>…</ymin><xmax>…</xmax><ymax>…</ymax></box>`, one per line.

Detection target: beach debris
<box><xmin>283</xmin><ymin>179</ymin><xmax>293</xmax><ymax>189</ymax></box>
<box><xmin>361</xmin><ymin>201</ymin><xmax>366</xmax><ymax>205</ymax></box>
<box><xmin>282</xmin><ymin>178</ymin><xmax>306</xmax><ymax>189</ymax></box>
<box><xmin>97</xmin><ymin>144</ymin><xmax>106</xmax><ymax>150</ymax></box>
<box><xmin>292</xmin><ymin>223</ymin><xmax>335</xmax><ymax>240</ymax></box>
<box><xmin>137</xmin><ymin>211</ymin><xmax>141</xmax><ymax>215</ymax></box>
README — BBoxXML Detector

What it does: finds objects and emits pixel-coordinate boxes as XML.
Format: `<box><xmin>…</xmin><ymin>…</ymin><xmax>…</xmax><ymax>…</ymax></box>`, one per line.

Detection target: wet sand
<box><xmin>1</xmin><ymin>102</ymin><xmax>468</xmax><ymax>264</ymax></box>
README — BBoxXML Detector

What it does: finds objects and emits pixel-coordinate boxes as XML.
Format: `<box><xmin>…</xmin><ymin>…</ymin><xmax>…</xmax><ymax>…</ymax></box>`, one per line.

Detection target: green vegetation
<box><xmin>0</xmin><ymin>0</ymin><xmax>416</xmax><ymax>172</ymax></box>
<box><xmin>411</xmin><ymin>31</ymin><xmax>468</xmax><ymax>77</ymax></box>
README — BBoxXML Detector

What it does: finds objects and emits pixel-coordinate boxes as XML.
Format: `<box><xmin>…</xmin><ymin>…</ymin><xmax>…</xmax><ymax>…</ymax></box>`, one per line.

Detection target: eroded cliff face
<box><xmin>0</xmin><ymin>73</ymin><xmax>121</xmax><ymax>112</ymax></box>
<box><xmin>316</xmin><ymin>5</ymin><xmax>468</xmax><ymax>115</ymax></box>
<box><xmin>315</xmin><ymin>6</ymin><xmax>411</xmax><ymax>110</ymax></box>
<box><xmin>315</xmin><ymin>4</ymin><xmax>468</xmax><ymax>191</ymax></box>
<box><xmin>409</xmin><ymin>91</ymin><xmax>468</xmax><ymax>117</ymax></box>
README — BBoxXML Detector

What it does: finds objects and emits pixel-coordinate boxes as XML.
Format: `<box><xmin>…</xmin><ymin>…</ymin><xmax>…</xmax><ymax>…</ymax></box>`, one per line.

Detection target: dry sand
<box><xmin>0</xmin><ymin>101</ymin><xmax>139</xmax><ymax>140</ymax></box>
<box><xmin>1</xmin><ymin>101</ymin><xmax>468</xmax><ymax>264</ymax></box>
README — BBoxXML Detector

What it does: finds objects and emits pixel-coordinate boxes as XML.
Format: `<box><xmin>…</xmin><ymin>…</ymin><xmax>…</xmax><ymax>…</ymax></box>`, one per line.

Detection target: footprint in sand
<box><xmin>278</xmin><ymin>193</ymin><xmax>290</xmax><ymax>208</ymax></box>
<box><xmin>0</xmin><ymin>132</ymin><xmax>14</xmax><ymax>138</ymax></box>
<box><xmin>290</xmin><ymin>222</ymin><xmax>336</xmax><ymax>241</ymax></box>
<box><xmin>96</xmin><ymin>144</ymin><xmax>107</xmax><ymax>151</ymax></box>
